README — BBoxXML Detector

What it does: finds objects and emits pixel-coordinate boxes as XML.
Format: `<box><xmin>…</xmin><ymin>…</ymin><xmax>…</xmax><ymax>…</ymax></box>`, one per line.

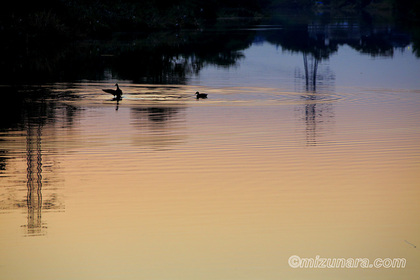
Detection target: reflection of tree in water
<box><xmin>283</xmin><ymin>17</ymin><xmax>410</xmax><ymax>145</ymax></box>
<box><xmin>0</xmin><ymin>89</ymin><xmax>72</xmax><ymax>236</ymax></box>
<box><xmin>264</xmin><ymin>21</ymin><xmax>337</xmax><ymax>93</ymax></box>
<box><xmin>130</xmin><ymin>107</ymin><xmax>187</xmax><ymax>149</ymax></box>
<box><xmin>295</xmin><ymin>52</ymin><xmax>335</xmax><ymax>92</ymax></box>
<box><xmin>297</xmin><ymin>52</ymin><xmax>335</xmax><ymax>146</ymax></box>
<box><xmin>262</xmin><ymin>16</ymin><xmax>413</xmax><ymax>145</ymax></box>
<box><xmin>263</xmin><ymin>22</ymin><xmax>337</xmax><ymax>145</ymax></box>
<box><xmin>294</xmin><ymin>48</ymin><xmax>335</xmax><ymax>146</ymax></box>
<box><xmin>0</xmin><ymin>28</ymin><xmax>253</xmax><ymax>84</ymax></box>
<box><xmin>297</xmin><ymin>94</ymin><xmax>334</xmax><ymax>146</ymax></box>
<box><xmin>2</xmin><ymin>12</ymin><xmax>416</xmax><ymax>85</ymax></box>
<box><xmin>131</xmin><ymin>107</ymin><xmax>180</xmax><ymax>123</ymax></box>
<box><xmin>24</xmin><ymin>120</ymin><xmax>46</xmax><ymax>235</ymax></box>
<box><xmin>296</xmin><ymin>48</ymin><xmax>334</xmax><ymax>145</ymax></box>
<box><xmin>262</xmin><ymin>15</ymin><xmax>409</xmax><ymax>144</ymax></box>
<box><xmin>110</xmin><ymin>30</ymin><xmax>251</xmax><ymax>84</ymax></box>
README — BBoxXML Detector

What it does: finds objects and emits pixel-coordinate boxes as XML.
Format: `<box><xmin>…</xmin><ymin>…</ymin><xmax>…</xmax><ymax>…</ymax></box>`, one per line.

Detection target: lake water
<box><xmin>1</xmin><ymin>16</ymin><xmax>420</xmax><ymax>279</ymax></box>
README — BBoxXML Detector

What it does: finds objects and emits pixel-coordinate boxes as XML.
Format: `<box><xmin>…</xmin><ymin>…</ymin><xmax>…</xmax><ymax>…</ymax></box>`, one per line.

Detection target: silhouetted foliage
<box><xmin>2</xmin><ymin>0</ymin><xmax>268</xmax><ymax>40</ymax></box>
<box><xmin>2</xmin><ymin>0</ymin><xmax>419</xmax><ymax>43</ymax></box>
<box><xmin>1</xmin><ymin>0</ymin><xmax>419</xmax><ymax>84</ymax></box>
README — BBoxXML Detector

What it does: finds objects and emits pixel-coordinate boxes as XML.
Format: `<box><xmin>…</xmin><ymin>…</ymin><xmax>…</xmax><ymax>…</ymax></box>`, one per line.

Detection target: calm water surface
<box><xmin>1</xmin><ymin>18</ymin><xmax>420</xmax><ymax>280</ymax></box>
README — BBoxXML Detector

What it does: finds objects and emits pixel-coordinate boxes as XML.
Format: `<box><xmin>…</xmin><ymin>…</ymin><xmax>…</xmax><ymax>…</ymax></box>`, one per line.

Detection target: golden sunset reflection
<box><xmin>1</xmin><ymin>86</ymin><xmax>419</xmax><ymax>279</ymax></box>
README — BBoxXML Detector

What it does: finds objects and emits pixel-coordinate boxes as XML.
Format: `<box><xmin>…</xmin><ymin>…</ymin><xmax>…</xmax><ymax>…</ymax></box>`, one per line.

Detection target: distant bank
<box><xmin>1</xmin><ymin>0</ymin><xmax>419</xmax><ymax>41</ymax></box>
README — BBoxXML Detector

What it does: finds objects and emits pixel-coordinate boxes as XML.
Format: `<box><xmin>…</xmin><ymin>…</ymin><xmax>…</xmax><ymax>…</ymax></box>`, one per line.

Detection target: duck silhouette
<box><xmin>195</xmin><ymin>91</ymin><xmax>208</xmax><ymax>99</ymax></box>
<box><xmin>103</xmin><ymin>83</ymin><xmax>123</xmax><ymax>98</ymax></box>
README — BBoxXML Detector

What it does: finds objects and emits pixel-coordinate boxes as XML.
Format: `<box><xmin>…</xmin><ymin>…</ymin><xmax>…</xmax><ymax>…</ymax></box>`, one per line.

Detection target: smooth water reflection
<box><xmin>1</xmin><ymin>83</ymin><xmax>419</xmax><ymax>279</ymax></box>
<box><xmin>1</xmin><ymin>16</ymin><xmax>420</xmax><ymax>280</ymax></box>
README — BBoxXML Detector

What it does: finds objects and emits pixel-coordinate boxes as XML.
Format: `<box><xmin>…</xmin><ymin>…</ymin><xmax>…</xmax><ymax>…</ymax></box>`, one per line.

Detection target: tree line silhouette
<box><xmin>1</xmin><ymin>0</ymin><xmax>418</xmax><ymax>41</ymax></box>
<box><xmin>0</xmin><ymin>0</ymin><xmax>418</xmax><ymax>84</ymax></box>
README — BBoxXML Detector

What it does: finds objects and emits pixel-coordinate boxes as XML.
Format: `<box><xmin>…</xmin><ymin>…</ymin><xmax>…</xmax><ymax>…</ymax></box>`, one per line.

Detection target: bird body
<box><xmin>103</xmin><ymin>83</ymin><xmax>123</xmax><ymax>98</ymax></box>
<box><xmin>195</xmin><ymin>91</ymin><xmax>208</xmax><ymax>99</ymax></box>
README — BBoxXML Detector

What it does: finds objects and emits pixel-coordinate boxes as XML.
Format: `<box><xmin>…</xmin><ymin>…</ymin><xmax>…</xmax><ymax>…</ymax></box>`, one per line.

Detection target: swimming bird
<box><xmin>195</xmin><ymin>91</ymin><xmax>208</xmax><ymax>99</ymax></box>
<box><xmin>103</xmin><ymin>83</ymin><xmax>123</xmax><ymax>98</ymax></box>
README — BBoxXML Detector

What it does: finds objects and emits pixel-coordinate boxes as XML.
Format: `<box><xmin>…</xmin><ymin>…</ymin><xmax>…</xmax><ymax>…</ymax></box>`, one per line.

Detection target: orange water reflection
<box><xmin>0</xmin><ymin>88</ymin><xmax>419</xmax><ymax>280</ymax></box>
